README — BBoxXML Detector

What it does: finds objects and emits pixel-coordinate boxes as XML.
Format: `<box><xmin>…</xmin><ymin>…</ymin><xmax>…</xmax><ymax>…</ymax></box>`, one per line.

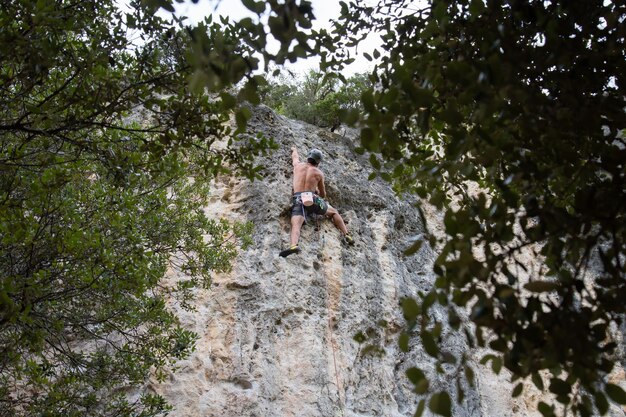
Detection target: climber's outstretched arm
<box><xmin>291</xmin><ymin>146</ymin><xmax>300</xmax><ymax>167</ymax></box>
<box><xmin>317</xmin><ymin>176</ymin><xmax>326</xmax><ymax>198</ymax></box>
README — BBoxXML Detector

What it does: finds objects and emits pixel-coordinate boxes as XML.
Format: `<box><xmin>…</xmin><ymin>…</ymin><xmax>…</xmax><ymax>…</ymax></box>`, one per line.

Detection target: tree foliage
<box><xmin>259</xmin><ymin>70</ymin><xmax>371</xmax><ymax>130</ymax></box>
<box><xmin>0</xmin><ymin>0</ymin><xmax>287</xmax><ymax>415</ymax></box>
<box><xmin>316</xmin><ymin>0</ymin><xmax>626</xmax><ymax>415</ymax></box>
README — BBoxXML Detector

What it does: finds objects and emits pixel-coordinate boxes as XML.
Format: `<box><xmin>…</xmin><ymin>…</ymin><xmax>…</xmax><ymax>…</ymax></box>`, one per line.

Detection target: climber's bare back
<box><xmin>292</xmin><ymin>162</ymin><xmax>324</xmax><ymax>195</ymax></box>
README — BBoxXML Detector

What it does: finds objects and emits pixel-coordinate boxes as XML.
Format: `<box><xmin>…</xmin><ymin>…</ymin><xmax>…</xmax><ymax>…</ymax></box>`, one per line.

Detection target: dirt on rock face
<box><xmin>152</xmin><ymin>106</ymin><xmax>625</xmax><ymax>417</ymax></box>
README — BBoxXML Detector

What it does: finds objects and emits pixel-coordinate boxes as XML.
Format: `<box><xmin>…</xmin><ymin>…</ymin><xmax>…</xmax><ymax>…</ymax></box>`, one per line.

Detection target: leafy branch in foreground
<box><xmin>318</xmin><ymin>0</ymin><xmax>626</xmax><ymax>416</ymax></box>
<box><xmin>0</xmin><ymin>1</ymin><xmax>273</xmax><ymax>415</ymax></box>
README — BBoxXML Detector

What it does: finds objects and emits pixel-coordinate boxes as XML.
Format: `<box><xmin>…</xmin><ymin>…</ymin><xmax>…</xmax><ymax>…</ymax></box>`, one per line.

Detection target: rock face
<box><xmin>152</xmin><ymin>106</ymin><xmax>622</xmax><ymax>417</ymax></box>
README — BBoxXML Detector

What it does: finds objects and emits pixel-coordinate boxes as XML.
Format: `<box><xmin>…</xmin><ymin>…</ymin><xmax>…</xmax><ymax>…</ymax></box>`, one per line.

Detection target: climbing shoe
<box><xmin>279</xmin><ymin>245</ymin><xmax>301</xmax><ymax>257</ymax></box>
<box><xmin>343</xmin><ymin>234</ymin><xmax>355</xmax><ymax>245</ymax></box>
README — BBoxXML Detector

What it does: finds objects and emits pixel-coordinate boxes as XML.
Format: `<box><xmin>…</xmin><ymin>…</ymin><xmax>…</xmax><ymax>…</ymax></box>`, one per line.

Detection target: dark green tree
<box><xmin>259</xmin><ymin>70</ymin><xmax>372</xmax><ymax>129</ymax></box>
<box><xmin>311</xmin><ymin>72</ymin><xmax>372</xmax><ymax>131</ymax></box>
<box><xmin>0</xmin><ymin>0</ymin><xmax>298</xmax><ymax>415</ymax></box>
<box><xmin>315</xmin><ymin>0</ymin><xmax>626</xmax><ymax>416</ymax></box>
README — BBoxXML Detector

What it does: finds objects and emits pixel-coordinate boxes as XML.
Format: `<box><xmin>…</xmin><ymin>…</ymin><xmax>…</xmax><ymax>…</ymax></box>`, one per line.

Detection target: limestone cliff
<box><xmin>150</xmin><ymin>106</ymin><xmax>622</xmax><ymax>417</ymax></box>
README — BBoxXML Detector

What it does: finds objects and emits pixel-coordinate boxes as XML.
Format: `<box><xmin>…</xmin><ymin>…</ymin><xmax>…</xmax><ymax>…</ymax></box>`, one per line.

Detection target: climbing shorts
<box><xmin>291</xmin><ymin>192</ymin><xmax>328</xmax><ymax>220</ymax></box>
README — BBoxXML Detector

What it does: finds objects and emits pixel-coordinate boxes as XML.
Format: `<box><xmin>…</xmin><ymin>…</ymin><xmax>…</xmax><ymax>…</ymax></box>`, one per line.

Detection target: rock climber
<box><xmin>279</xmin><ymin>147</ymin><xmax>354</xmax><ymax>257</ymax></box>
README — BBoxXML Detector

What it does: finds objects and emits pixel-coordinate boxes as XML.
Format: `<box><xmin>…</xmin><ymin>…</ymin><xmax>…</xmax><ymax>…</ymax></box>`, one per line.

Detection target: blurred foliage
<box><xmin>258</xmin><ymin>70</ymin><xmax>371</xmax><ymax>130</ymax></box>
<box><xmin>0</xmin><ymin>0</ymin><xmax>282</xmax><ymax>415</ymax></box>
<box><xmin>315</xmin><ymin>0</ymin><xmax>626</xmax><ymax>415</ymax></box>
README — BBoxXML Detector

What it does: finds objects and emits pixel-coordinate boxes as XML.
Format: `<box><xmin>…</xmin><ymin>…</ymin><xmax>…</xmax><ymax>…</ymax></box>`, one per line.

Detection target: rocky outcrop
<box><xmin>151</xmin><ymin>106</ymin><xmax>623</xmax><ymax>417</ymax></box>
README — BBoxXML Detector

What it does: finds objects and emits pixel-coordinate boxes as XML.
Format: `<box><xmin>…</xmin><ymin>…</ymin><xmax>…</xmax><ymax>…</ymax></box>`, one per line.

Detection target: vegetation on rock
<box><xmin>259</xmin><ymin>70</ymin><xmax>371</xmax><ymax>130</ymax></box>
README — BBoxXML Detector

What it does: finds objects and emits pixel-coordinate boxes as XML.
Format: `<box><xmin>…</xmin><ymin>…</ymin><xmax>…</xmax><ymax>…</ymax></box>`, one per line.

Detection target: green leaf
<box><xmin>241</xmin><ymin>0</ymin><xmax>265</xmax><ymax>14</ymax></box>
<box><xmin>293</xmin><ymin>44</ymin><xmax>308</xmax><ymax>58</ymax></box>
<box><xmin>414</xmin><ymin>399</ymin><xmax>426</xmax><ymax>417</ymax></box>
<box><xmin>512</xmin><ymin>383</ymin><xmax>523</xmax><ymax>397</ymax></box>
<box><xmin>399</xmin><ymin>332</ymin><xmax>410</xmax><ymax>352</ymax></box>
<box><xmin>353</xmin><ymin>332</ymin><xmax>366</xmax><ymax>344</ymax></box>
<box><xmin>440</xmin><ymin>351</ymin><xmax>456</xmax><ymax>364</ymax></box>
<box><xmin>479</xmin><ymin>354</ymin><xmax>495</xmax><ymax>365</ymax></box>
<box><xmin>404</xmin><ymin>240</ymin><xmax>423</xmax><ymax>256</ymax></box>
<box><xmin>406</xmin><ymin>367</ymin><xmax>426</xmax><ymax>384</ymax></box>
<box><xmin>369</xmin><ymin>153</ymin><xmax>381</xmax><ymax>170</ymax></box>
<box><xmin>447</xmin><ymin>308</ymin><xmax>460</xmax><ymax>328</ymax></box>
<box><xmin>532</xmin><ymin>373</ymin><xmax>545</xmax><ymax>391</ymax></box>
<box><xmin>219</xmin><ymin>92</ymin><xmax>237</xmax><ymax>110</ymax></box>
<box><xmin>188</xmin><ymin>69</ymin><xmax>208</xmax><ymax>94</ymax></box>
<box><xmin>491</xmin><ymin>356</ymin><xmax>502</xmax><ymax>374</ymax></box>
<box><xmin>238</xmin><ymin>17</ymin><xmax>256</xmax><ymax>31</ymax></box>
<box><xmin>401</xmin><ymin>298</ymin><xmax>420</xmax><ymax>321</ymax></box>
<box><xmin>148</xmin><ymin>0</ymin><xmax>175</xmax><ymax>13</ymax></box>
<box><xmin>549</xmin><ymin>378</ymin><xmax>571</xmax><ymax>396</ymax></box>
<box><xmin>361</xmin><ymin>128</ymin><xmax>378</xmax><ymax>152</ymax></box>
<box><xmin>422</xmin><ymin>291</ymin><xmax>437</xmax><ymax>311</ymax></box>
<box><xmin>239</xmin><ymin>82</ymin><xmax>261</xmax><ymax>105</ymax></box>
<box><xmin>595</xmin><ymin>391</ymin><xmax>609</xmax><ymax>414</ymax></box>
<box><xmin>606</xmin><ymin>383</ymin><xmax>626</xmax><ymax>404</ymax></box>
<box><xmin>361</xmin><ymin>90</ymin><xmax>375</xmax><ymax>112</ymax></box>
<box><xmin>235</xmin><ymin>107</ymin><xmax>252</xmax><ymax>131</ymax></box>
<box><xmin>421</xmin><ymin>329</ymin><xmax>439</xmax><ymax>358</ymax></box>
<box><xmin>538</xmin><ymin>402</ymin><xmax>555</xmax><ymax>417</ymax></box>
<box><xmin>414</xmin><ymin>378</ymin><xmax>429</xmax><ymax>394</ymax></box>
<box><xmin>428</xmin><ymin>392</ymin><xmax>452</xmax><ymax>417</ymax></box>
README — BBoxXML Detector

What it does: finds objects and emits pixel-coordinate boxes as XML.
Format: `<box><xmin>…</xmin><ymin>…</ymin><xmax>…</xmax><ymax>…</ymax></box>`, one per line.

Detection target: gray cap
<box><xmin>307</xmin><ymin>148</ymin><xmax>323</xmax><ymax>164</ymax></box>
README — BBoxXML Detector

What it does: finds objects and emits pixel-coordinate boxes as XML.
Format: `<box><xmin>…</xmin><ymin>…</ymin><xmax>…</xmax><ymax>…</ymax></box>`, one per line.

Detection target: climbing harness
<box><xmin>292</xmin><ymin>193</ymin><xmax>307</xmax><ymax>221</ymax></box>
<box><xmin>293</xmin><ymin>192</ymin><xmax>328</xmax><ymax>223</ymax></box>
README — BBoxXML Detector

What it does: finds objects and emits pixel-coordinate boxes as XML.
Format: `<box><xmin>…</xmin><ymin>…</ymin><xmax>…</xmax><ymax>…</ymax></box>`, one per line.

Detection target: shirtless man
<box><xmin>279</xmin><ymin>147</ymin><xmax>354</xmax><ymax>257</ymax></box>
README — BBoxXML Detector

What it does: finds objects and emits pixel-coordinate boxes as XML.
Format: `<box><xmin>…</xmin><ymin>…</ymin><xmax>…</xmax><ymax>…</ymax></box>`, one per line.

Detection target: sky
<box><xmin>164</xmin><ymin>0</ymin><xmax>380</xmax><ymax>76</ymax></box>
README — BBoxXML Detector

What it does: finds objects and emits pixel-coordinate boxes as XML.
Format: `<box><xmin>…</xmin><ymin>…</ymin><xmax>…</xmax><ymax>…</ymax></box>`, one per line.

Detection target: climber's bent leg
<box><xmin>325</xmin><ymin>205</ymin><xmax>348</xmax><ymax>236</ymax></box>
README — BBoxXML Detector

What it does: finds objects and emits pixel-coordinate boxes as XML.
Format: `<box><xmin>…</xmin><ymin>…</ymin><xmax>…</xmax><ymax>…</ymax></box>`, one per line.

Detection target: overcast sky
<box><xmin>165</xmin><ymin>0</ymin><xmax>380</xmax><ymax>76</ymax></box>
